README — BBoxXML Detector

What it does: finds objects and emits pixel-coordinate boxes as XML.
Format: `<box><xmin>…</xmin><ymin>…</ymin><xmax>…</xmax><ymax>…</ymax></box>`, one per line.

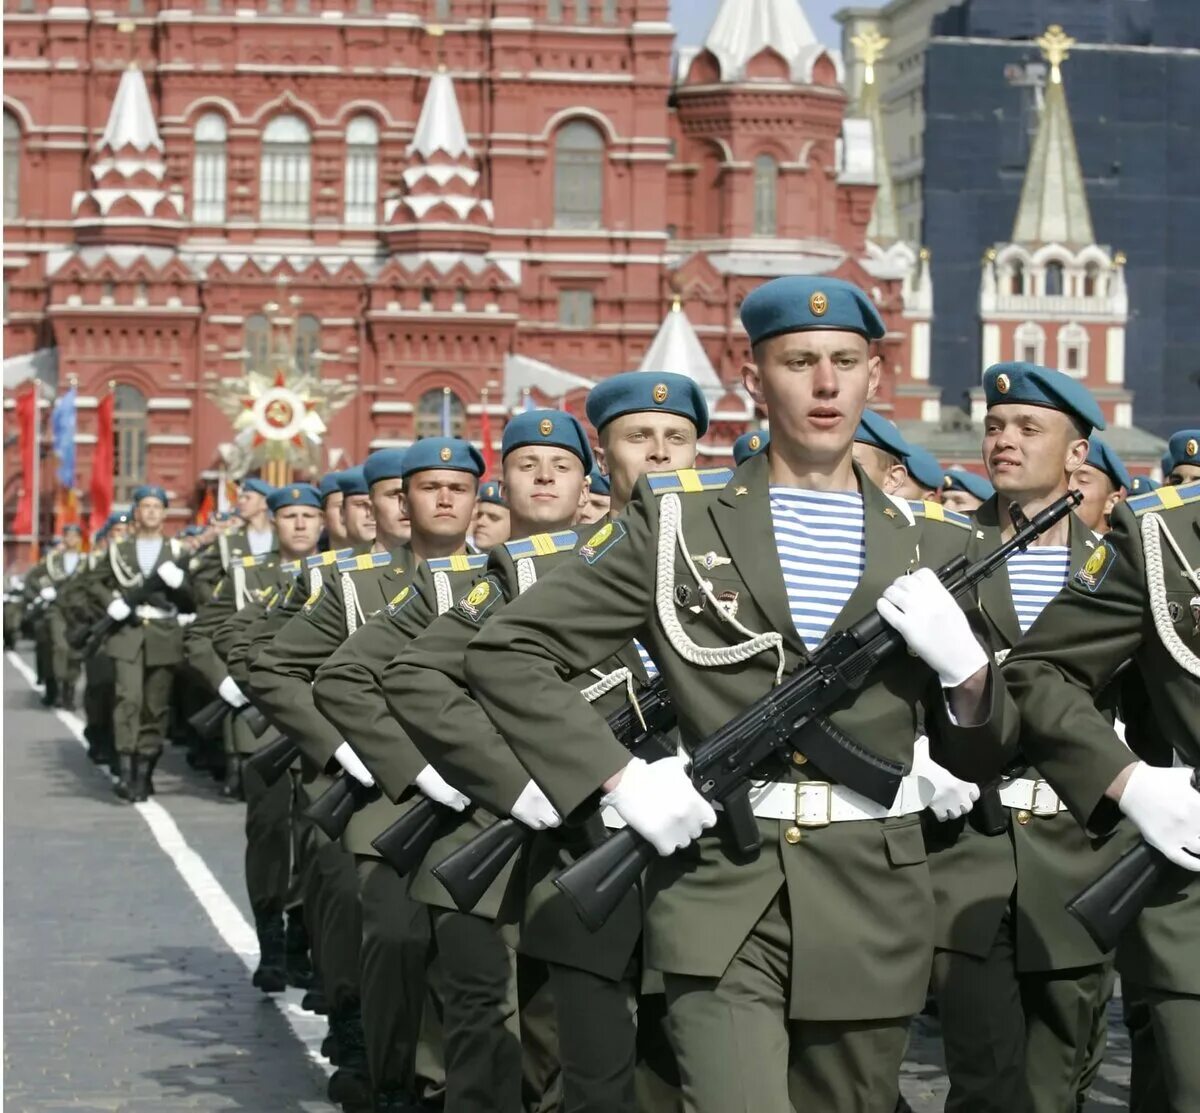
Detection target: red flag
<box><xmin>479</xmin><ymin>397</ymin><xmax>496</xmax><ymax>479</ymax></box>
<box><xmin>11</xmin><ymin>383</ymin><xmax>37</xmax><ymax>535</ymax></box>
<box><xmin>89</xmin><ymin>391</ymin><xmax>115</xmax><ymax>534</ymax></box>
<box><xmin>54</xmin><ymin>488</ymin><xmax>81</xmax><ymax>536</ymax></box>
<box><xmin>195</xmin><ymin>486</ymin><xmax>215</xmax><ymax>525</ymax></box>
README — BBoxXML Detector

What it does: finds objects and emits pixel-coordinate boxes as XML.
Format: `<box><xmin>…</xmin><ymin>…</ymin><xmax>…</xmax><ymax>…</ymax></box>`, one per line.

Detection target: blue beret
<box><xmin>268</xmin><ymin>483</ymin><xmax>323</xmax><ymax>512</ymax></box>
<box><xmin>1160</xmin><ymin>451</ymin><xmax>1174</xmax><ymax>476</ymax></box>
<box><xmin>363</xmin><ymin>448</ymin><xmax>409</xmax><ymax>487</ymax></box>
<box><xmin>402</xmin><ymin>437</ymin><xmax>485</xmax><ymax>478</ymax></box>
<box><xmin>502</xmin><ymin>409</ymin><xmax>594</xmax><ymax>471</ymax></box>
<box><xmin>983</xmin><ymin>362</ymin><xmax>1105</xmax><ymax>434</ymax></box>
<box><xmin>903</xmin><ymin>446</ymin><xmax>944</xmax><ymax>491</ymax></box>
<box><xmin>740</xmin><ymin>276</ymin><xmax>886</xmax><ymax>346</ymax></box>
<box><xmin>587</xmin><ymin>466</ymin><xmax>610</xmax><ymax>496</ymax></box>
<box><xmin>240</xmin><ymin>477</ymin><xmax>275</xmax><ymax>499</ymax></box>
<box><xmin>1128</xmin><ymin>475</ymin><xmax>1159</xmax><ymax>495</ymax></box>
<box><xmin>943</xmin><ymin>469</ymin><xmax>994</xmax><ymax>502</ymax></box>
<box><xmin>733</xmin><ymin>430</ymin><xmax>770</xmax><ymax>466</ymax></box>
<box><xmin>854</xmin><ymin>409</ymin><xmax>912</xmax><ymax>459</ymax></box>
<box><xmin>477</xmin><ymin>480</ymin><xmax>506</xmax><ymax>507</ymax></box>
<box><xmin>214</xmin><ymin>509</ymin><xmax>238</xmax><ymax>523</ymax></box>
<box><xmin>336</xmin><ymin>467</ymin><xmax>369</xmax><ymax>497</ymax></box>
<box><xmin>1166</xmin><ymin>429</ymin><xmax>1200</xmax><ymax>471</ymax></box>
<box><xmin>62</xmin><ymin>523</ymin><xmax>83</xmax><ymax>535</ymax></box>
<box><xmin>1083</xmin><ymin>436</ymin><xmax>1131</xmax><ymax>490</ymax></box>
<box><xmin>318</xmin><ymin>472</ymin><xmax>343</xmax><ymax>502</ymax></box>
<box><xmin>106</xmin><ymin>511</ymin><xmax>130</xmax><ymax>527</ymax></box>
<box><xmin>585</xmin><ymin>371</ymin><xmax>709</xmax><ymax>436</ymax></box>
<box><xmin>132</xmin><ymin>484</ymin><xmax>168</xmax><ymax>507</ymax></box>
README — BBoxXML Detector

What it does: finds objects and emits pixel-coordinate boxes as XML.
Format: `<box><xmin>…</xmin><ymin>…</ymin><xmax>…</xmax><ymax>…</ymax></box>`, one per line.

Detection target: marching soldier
<box><xmin>917</xmin><ymin>364</ymin><xmax>1137</xmax><ymax>1113</ymax></box>
<box><xmin>460</xmin><ymin>276</ymin><xmax>1017</xmax><ymax>1113</ymax></box>
<box><xmin>1003</xmin><ymin>467</ymin><xmax>1200</xmax><ymax>1113</ymax></box>
<box><xmin>23</xmin><ymin>522</ymin><xmax>86</xmax><ymax>708</ymax></box>
<box><xmin>3</xmin><ymin>569</ymin><xmax>25</xmax><ymax>651</ymax></box>
<box><xmin>88</xmin><ymin>485</ymin><xmax>194</xmax><ymax>802</ymax></box>
<box><xmin>941</xmin><ymin>469</ymin><xmax>994</xmax><ymax>514</ymax></box>
<box><xmin>578</xmin><ymin>465</ymin><xmax>612</xmax><ymax>525</ymax></box>
<box><xmin>320</xmin><ymin>471</ymin><xmax>351</xmax><ymax>551</ymax></box>
<box><xmin>470</xmin><ymin>479</ymin><xmax>510</xmax><ymax>550</ymax></box>
<box><xmin>1164</xmin><ymin>428</ymin><xmax>1200</xmax><ymax>485</ymax></box>
<box><xmin>732</xmin><ymin>429</ymin><xmax>769</xmax><ymax>467</ymax></box>
<box><xmin>185</xmin><ymin>482</ymin><xmax>323</xmax><ymax>991</ymax></box>
<box><xmin>899</xmin><ymin>446</ymin><xmax>945</xmax><ymax>501</ymax></box>
<box><xmin>188</xmin><ymin>477</ymin><xmax>278</xmax><ymax>598</ymax></box>
<box><xmin>1070</xmin><ymin>435</ymin><xmax>1130</xmax><ymax>536</ymax></box>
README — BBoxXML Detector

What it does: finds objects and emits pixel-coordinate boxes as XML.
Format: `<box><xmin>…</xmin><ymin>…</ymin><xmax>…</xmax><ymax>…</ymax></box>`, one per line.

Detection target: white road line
<box><xmin>5</xmin><ymin>651</ymin><xmax>333</xmax><ymax>1079</ymax></box>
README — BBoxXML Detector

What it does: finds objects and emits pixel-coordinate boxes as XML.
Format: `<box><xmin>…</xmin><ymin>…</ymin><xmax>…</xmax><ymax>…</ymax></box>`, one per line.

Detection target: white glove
<box><xmin>156</xmin><ymin>560</ymin><xmax>185</xmax><ymax>589</ymax></box>
<box><xmin>414</xmin><ymin>764</ymin><xmax>470</xmax><ymax>812</ymax></box>
<box><xmin>510</xmin><ymin>780</ymin><xmax>562</xmax><ymax>830</ymax></box>
<box><xmin>911</xmin><ymin>735</ymin><xmax>980</xmax><ymax>822</ymax></box>
<box><xmin>177</xmin><ymin>612</ymin><xmax>197</xmax><ymax>627</ymax></box>
<box><xmin>601</xmin><ymin>755</ymin><xmax>717</xmax><ymax>857</ymax></box>
<box><xmin>877</xmin><ymin>567</ymin><xmax>989</xmax><ymax>688</ymax></box>
<box><xmin>333</xmin><ymin>742</ymin><xmax>375</xmax><ymax>789</ymax></box>
<box><xmin>40</xmin><ymin>586</ymin><xmax>56</xmax><ymax>602</ymax></box>
<box><xmin>217</xmin><ymin>675</ymin><xmax>250</xmax><ymax>709</ymax></box>
<box><xmin>1118</xmin><ymin>763</ymin><xmax>1200</xmax><ymax>872</ymax></box>
<box><xmin>107</xmin><ymin>598</ymin><xmax>132</xmax><ymax>622</ymax></box>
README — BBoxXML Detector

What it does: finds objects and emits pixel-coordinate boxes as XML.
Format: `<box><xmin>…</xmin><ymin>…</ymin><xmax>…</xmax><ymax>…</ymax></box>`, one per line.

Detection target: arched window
<box><xmin>1014</xmin><ymin>321</ymin><xmax>1045</xmax><ymax>366</ymax></box>
<box><xmin>1083</xmin><ymin>261</ymin><xmax>1101</xmax><ymax>298</ymax></box>
<box><xmin>294</xmin><ymin>313</ymin><xmax>320</xmax><ymax>374</ymax></box>
<box><xmin>343</xmin><ymin>115</ymin><xmax>378</xmax><ymax>225</ymax></box>
<box><xmin>244</xmin><ymin>313</ymin><xmax>270</xmax><ymax>373</ymax></box>
<box><xmin>416</xmin><ymin>387</ymin><xmax>466</xmax><ymax>438</ymax></box>
<box><xmin>554</xmin><ymin>120</ymin><xmax>604</xmax><ymax>229</ymax></box>
<box><xmin>113</xmin><ymin>384</ymin><xmax>148</xmax><ymax>503</ymax></box>
<box><xmin>753</xmin><ymin>154</ymin><xmax>778</xmax><ymax>237</ymax></box>
<box><xmin>4</xmin><ymin>112</ymin><xmax>20</xmax><ymax>221</ymax></box>
<box><xmin>193</xmin><ymin>112</ymin><xmax>227</xmax><ymax>223</ymax></box>
<box><xmin>1057</xmin><ymin>321</ymin><xmax>1089</xmax><ymax>378</ymax></box>
<box><xmin>260</xmin><ymin>114</ymin><xmax>311</xmax><ymax>222</ymax></box>
<box><xmin>1009</xmin><ymin>261</ymin><xmax>1025</xmax><ymax>296</ymax></box>
<box><xmin>1044</xmin><ymin>260</ymin><xmax>1064</xmax><ymax>296</ymax></box>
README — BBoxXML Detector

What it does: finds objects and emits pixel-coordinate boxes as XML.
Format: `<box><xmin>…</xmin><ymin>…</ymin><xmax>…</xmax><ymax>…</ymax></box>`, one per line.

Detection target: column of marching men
<box><xmin>12</xmin><ymin>273</ymin><xmax>1200</xmax><ymax>1113</ymax></box>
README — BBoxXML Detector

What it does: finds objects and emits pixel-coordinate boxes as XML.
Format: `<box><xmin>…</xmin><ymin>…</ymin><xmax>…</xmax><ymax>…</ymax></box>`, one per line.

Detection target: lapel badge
<box><xmin>976</xmin><ymin>530</ymin><xmax>985</xmax><ymax>539</ymax></box>
<box><xmin>735</xmin><ymin>486</ymin><xmax>748</xmax><ymax>497</ymax></box>
<box><xmin>693</xmin><ymin>550</ymin><xmax>732</xmax><ymax>571</ymax></box>
<box><xmin>883</xmin><ymin>507</ymin><xmax>897</xmax><ymax>519</ymax></box>
<box><xmin>674</xmin><ymin>584</ymin><xmax>699</xmax><ymax>611</ymax></box>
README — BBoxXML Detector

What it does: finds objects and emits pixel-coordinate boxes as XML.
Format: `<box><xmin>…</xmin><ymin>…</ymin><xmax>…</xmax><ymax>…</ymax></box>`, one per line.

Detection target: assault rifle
<box><xmin>426</xmin><ymin>679</ymin><xmax>676</xmax><ymax>910</ymax></box>
<box><xmin>244</xmin><ymin>730</ymin><xmax>300</xmax><ymax>786</ymax></box>
<box><xmin>1066</xmin><ymin>768</ymin><xmax>1200</xmax><ymax>952</ymax></box>
<box><xmin>186</xmin><ymin>696</ymin><xmax>269</xmax><ymax>744</ymax></box>
<box><xmin>553</xmin><ymin>490</ymin><xmax>1084</xmax><ymax>932</ymax></box>
<box><xmin>304</xmin><ymin>770</ymin><xmax>380</xmax><ymax>841</ymax></box>
<box><xmin>71</xmin><ymin>570</ymin><xmax>171</xmax><ymax>658</ymax></box>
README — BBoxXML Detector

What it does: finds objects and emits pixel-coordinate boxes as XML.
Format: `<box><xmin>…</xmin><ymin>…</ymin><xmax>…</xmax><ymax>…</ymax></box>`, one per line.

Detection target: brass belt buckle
<box><xmin>794</xmin><ymin>782</ymin><xmax>832</xmax><ymax>828</ymax></box>
<box><xmin>1030</xmin><ymin>780</ymin><xmax>1060</xmax><ymax>817</ymax></box>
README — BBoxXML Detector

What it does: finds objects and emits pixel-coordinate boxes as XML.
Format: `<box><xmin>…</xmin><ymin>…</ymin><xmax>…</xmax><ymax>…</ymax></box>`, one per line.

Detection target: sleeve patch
<box><xmin>579</xmin><ymin>519</ymin><xmax>627</xmax><ymax>565</ymax></box>
<box><xmin>457</xmin><ymin>576</ymin><xmax>502</xmax><ymax>623</ymax></box>
<box><xmin>386</xmin><ymin>585</ymin><xmax>419</xmax><ymax>617</ymax></box>
<box><xmin>1074</xmin><ymin>542</ymin><xmax>1118</xmax><ymax>593</ymax></box>
<box><xmin>302</xmin><ymin>584</ymin><xmax>324</xmax><ymax>615</ymax></box>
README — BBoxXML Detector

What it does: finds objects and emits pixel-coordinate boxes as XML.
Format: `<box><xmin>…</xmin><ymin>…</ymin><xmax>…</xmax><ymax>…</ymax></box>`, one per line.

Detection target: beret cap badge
<box><xmin>809</xmin><ymin>291</ymin><xmax>828</xmax><ymax>316</ymax></box>
<box><xmin>439</xmin><ymin>446</ymin><xmax>452</xmax><ymax>462</ymax></box>
<box><xmin>996</xmin><ymin>373</ymin><xmax>1011</xmax><ymax>395</ymax></box>
<box><xmin>749</xmin><ymin>434</ymin><xmax>761</xmax><ymax>451</ymax></box>
<box><xmin>652</xmin><ymin>383</ymin><xmax>669</xmax><ymax>404</ymax></box>
<box><xmin>1187</xmin><ymin>438</ymin><xmax>1199</xmax><ymax>458</ymax></box>
<box><xmin>539</xmin><ymin>418</ymin><xmax>554</xmax><ymax>436</ymax></box>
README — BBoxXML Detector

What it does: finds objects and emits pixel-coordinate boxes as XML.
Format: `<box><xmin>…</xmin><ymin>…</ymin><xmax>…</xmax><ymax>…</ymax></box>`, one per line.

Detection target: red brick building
<box><xmin>4</xmin><ymin>0</ymin><xmax>933</xmax><ymax>546</ymax></box>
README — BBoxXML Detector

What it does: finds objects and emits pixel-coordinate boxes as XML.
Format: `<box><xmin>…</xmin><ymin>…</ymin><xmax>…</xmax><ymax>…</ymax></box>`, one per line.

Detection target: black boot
<box><xmin>41</xmin><ymin>679</ymin><xmax>57</xmax><ymax>707</ymax></box>
<box><xmin>131</xmin><ymin>757</ymin><xmax>152</xmax><ymax>803</ymax></box>
<box><xmin>301</xmin><ymin>986</ymin><xmax>328</xmax><ymax>1015</ymax></box>
<box><xmin>251</xmin><ymin>916</ymin><xmax>288</xmax><ymax>993</ymax></box>
<box><xmin>57</xmin><ymin>684</ymin><xmax>76</xmax><ymax>712</ymax></box>
<box><xmin>285</xmin><ymin>909</ymin><xmax>315</xmax><ymax>989</ymax></box>
<box><xmin>220</xmin><ymin>755</ymin><xmax>243</xmax><ymax>800</ymax></box>
<box><xmin>143</xmin><ymin>751</ymin><xmax>160</xmax><ymax>797</ymax></box>
<box><xmin>326</xmin><ymin>1000</ymin><xmax>371</xmax><ymax>1110</ymax></box>
<box><xmin>115</xmin><ymin>754</ymin><xmax>136</xmax><ymax>801</ymax></box>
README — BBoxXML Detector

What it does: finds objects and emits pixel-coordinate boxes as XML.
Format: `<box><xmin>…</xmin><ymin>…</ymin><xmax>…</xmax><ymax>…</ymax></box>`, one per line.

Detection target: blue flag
<box><xmin>51</xmin><ymin>386</ymin><xmax>77</xmax><ymax>488</ymax></box>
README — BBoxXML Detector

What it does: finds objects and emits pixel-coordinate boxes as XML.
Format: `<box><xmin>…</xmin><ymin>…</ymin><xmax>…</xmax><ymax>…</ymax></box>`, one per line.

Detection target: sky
<box><xmin>670</xmin><ymin>0</ymin><xmax>876</xmax><ymax>50</ymax></box>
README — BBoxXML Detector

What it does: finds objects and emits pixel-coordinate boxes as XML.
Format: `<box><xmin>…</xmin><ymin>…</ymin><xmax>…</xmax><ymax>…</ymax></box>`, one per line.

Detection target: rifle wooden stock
<box><xmin>304</xmin><ymin>772</ymin><xmax>379</xmax><ymax>841</ymax></box>
<box><xmin>372</xmin><ymin>797</ymin><xmax>466</xmax><ymax>878</ymax></box>
<box><xmin>1066</xmin><ymin>769</ymin><xmax>1200</xmax><ymax>952</ymax></box>
<box><xmin>188</xmin><ymin>696</ymin><xmax>233</xmax><ymax>741</ymax></box>
<box><xmin>245</xmin><ymin>704</ymin><xmax>272</xmax><ymax>738</ymax></box>
<box><xmin>244</xmin><ymin>731</ymin><xmax>299</xmax><ymax>786</ymax></box>
<box><xmin>553</xmin><ymin>490</ymin><xmax>1084</xmax><ymax>932</ymax></box>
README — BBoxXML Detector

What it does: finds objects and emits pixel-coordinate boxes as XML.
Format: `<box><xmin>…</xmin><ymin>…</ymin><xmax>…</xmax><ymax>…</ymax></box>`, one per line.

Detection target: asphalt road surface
<box><xmin>2</xmin><ymin>650</ymin><xmax>1132</xmax><ymax>1111</ymax></box>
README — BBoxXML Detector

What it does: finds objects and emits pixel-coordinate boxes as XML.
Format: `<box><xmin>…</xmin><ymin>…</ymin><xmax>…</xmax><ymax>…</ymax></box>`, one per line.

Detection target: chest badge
<box><xmin>1191</xmin><ymin>595</ymin><xmax>1200</xmax><ymax>636</ymax></box>
<box><xmin>716</xmin><ymin>590</ymin><xmax>740</xmax><ymax>620</ymax></box>
<box><xmin>693</xmin><ymin>551</ymin><xmax>732</xmax><ymax>571</ymax></box>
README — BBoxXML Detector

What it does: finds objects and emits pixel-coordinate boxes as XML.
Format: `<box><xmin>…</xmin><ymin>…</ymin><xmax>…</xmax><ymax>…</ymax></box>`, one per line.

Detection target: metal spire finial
<box><xmin>1038</xmin><ymin>24</ymin><xmax>1075</xmax><ymax>84</ymax></box>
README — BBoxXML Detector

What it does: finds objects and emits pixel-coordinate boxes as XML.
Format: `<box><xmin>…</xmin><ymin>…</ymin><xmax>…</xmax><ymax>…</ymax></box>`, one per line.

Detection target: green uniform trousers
<box><xmin>1124</xmin><ymin>982</ymin><xmax>1167</xmax><ymax>1113</ymax></box>
<box><xmin>243</xmin><ymin>761</ymin><xmax>292</xmax><ymax>922</ymax></box>
<box><xmin>34</xmin><ymin>621</ymin><xmax>54</xmax><ymax>694</ymax></box>
<box><xmin>1144</xmin><ymin>988</ymin><xmax>1200</xmax><ymax>1113</ymax></box>
<box><xmin>301</xmin><ymin>810</ymin><xmax>362</xmax><ymax>1012</ymax></box>
<box><xmin>48</xmin><ymin>610</ymin><xmax>81</xmax><ymax>698</ymax></box>
<box><xmin>662</xmin><ymin>892</ymin><xmax>908</xmax><ymax>1113</ymax></box>
<box><xmin>356</xmin><ymin>856</ymin><xmax>440</xmax><ymax>1095</ymax></box>
<box><xmin>931</xmin><ymin>907</ymin><xmax>1110</xmax><ymax>1113</ymax></box>
<box><xmin>83</xmin><ymin>653</ymin><xmax>116</xmax><ymax>742</ymax></box>
<box><xmin>113</xmin><ymin>654</ymin><xmax>175</xmax><ymax>756</ymax></box>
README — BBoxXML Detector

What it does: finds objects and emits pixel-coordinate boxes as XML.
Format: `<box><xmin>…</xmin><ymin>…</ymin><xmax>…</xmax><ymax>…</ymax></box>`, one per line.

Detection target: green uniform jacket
<box><xmin>87</xmin><ymin>538</ymin><xmax>195</xmax><ymax>665</ymax></box>
<box><xmin>926</xmin><ymin>501</ymin><xmax>1136</xmax><ymax>970</ymax></box>
<box><xmin>464</xmin><ymin>456</ymin><xmax>1018</xmax><ymax>1022</ymax></box>
<box><xmin>383</xmin><ymin>532</ymin><xmax>655</xmax><ymax>978</ymax></box>
<box><xmin>188</xmin><ymin>528</ymin><xmax>277</xmax><ymax>599</ymax></box>
<box><xmin>1003</xmin><ymin>479</ymin><xmax>1200</xmax><ymax>995</ymax></box>
<box><xmin>249</xmin><ymin>545</ymin><xmax>421</xmax><ymax>856</ymax></box>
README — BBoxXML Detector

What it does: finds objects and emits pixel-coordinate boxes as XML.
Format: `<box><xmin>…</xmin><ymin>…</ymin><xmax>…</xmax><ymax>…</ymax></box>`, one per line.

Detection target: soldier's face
<box><xmin>135</xmin><ymin>498</ymin><xmax>165</xmax><ymax>532</ymax></box>
<box><xmin>369</xmin><ymin>478</ymin><xmax>410</xmax><ymax>546</ymax></box>
<box><xmin>63</xmin><ymin>530</ymin><xmax>83</xmax><ymax>551</ymax></box>
<box><xmin>596</xmin><ymin>413</ymin><xmax>698</xmax><ymax>511</ymax></box>
<box><xmin>404</xmin><ymin>470</ymin><xmax>476</xmax><ymax>544</ymax></box>
<box><xmin>576</xmin><ymin>491</ymin><xmax>611</xmax><ymax>525</ymax></box>
<box><xmin>942</xmin><ymin>490</ymin><xmax>984</xmax><ymax>514</ymax></box>
<box><xmin>237</xmin><ymin>490</ymin><xmax>267</xmax><ymax>520</ymax></box>
<box><xmin>502</xmin><ymin>446</ymin><xmax>588</xmax><ymax>531</ymax></box>
<box><xmin>323</xmin><ymin>492</ymin><xmax>348</xmax><ymax>545</ymax></box>
<box><xmin>983</xmin><ymin>405</ymin><xmax>1088</xmax><ymax>499</ymax></box>
<box><xmin>275</xmin><ymin>505</ymin><xmax>321</xmax><ymax>555</ymax></box>
<box><xmin>342</xmin><ymin>494</ymin><xmax>376</xmax><ymax>544</ymax></box>
<box><xmin>472</xmin><ymin>503</ymin><xmax>511</xmax><ymax>549</ymax></box>
<box><xmin>109</xmin><ymin>523</ymin><xmax>129</xmax><ymax>544</ymax></box>
<box><xmin>1168</xmin><ymin>463</ymin><xmax>1200</xmax><ymax>485</ymax></box>
<box><xmin>893</xmin><ymin>474</ymin><xmax>935</xmax><ymax>501</ymax></box>
<box><xmin>1069</xmin><ymin>464</ymin><xmax>1123</xmax><ymax>534</ymax></box>
<box><xmin>743</xmin><ymin>330</ymin><xmax>879</xmax><ymax>466</ymax></box>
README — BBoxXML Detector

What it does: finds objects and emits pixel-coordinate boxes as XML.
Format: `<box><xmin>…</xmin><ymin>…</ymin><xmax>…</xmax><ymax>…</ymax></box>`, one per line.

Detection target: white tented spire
<box><xmin>702</xmin><ymin>0</ymin><xmax>824</xmax><ymax>83</ymax></box>
<box><xmin>638</xmin><ymin>300</ymin><xmax>723</xmax><ymax>397</ymax></box>
<box><xmin>98</xmin><ymin>63</ymin><xmax>163</xmax><ymax>153</ymax></box>
<box><xmin>407</xmin><ymin>68</ymin><xmax>473</xmax><ymax>161</ymax></box>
